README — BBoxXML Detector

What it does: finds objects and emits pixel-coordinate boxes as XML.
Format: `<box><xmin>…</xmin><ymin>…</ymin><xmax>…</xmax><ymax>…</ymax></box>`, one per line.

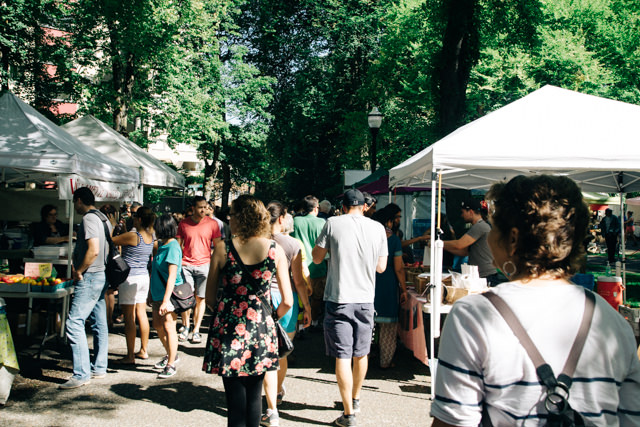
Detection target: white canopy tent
<box><xmin>0</xmin><ymin>91</ymin><xmax>140</xmax><ymax>276</ymax></box>
<box><xmin>0</xmin><ymin>92</ymin><xmax>139</xmax><ymax>197</ymax></box>
<box><xmin>62</xmin><ymin>115</ymin><xmax>185</xmax><ymax>190</ymax></box>
<box><xmin>388</xmin><ymin>85</ymin><xmax>640</xmax><ymax>394</ymax></box>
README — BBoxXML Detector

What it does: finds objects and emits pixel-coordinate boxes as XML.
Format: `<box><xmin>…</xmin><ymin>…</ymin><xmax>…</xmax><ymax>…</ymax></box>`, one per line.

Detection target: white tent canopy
<box><xmin>388</xmin><ymin>85</ymin><xmax>640</xmax><ymax>396</ymax></box>
<box><xmin>389</xmin><ymin>85</ymin><xmax>640</xmax><ymax>193</ymax></box>
<box><xmin>0</xmin><ymin>92</ymin><xmax>139</xmax><ymax>192</ymax></box>
<box><xmin>62</xmin><ymin>115</ymin><xmax>185</xmax><ymax>189</ymax></box>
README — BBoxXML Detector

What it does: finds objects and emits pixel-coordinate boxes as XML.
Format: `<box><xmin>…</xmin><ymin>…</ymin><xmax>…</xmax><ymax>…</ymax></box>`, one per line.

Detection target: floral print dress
<box><xmin>202</xmin><ymin>240</ymin><xmax>279</xmax><ymax>377</ymax></box>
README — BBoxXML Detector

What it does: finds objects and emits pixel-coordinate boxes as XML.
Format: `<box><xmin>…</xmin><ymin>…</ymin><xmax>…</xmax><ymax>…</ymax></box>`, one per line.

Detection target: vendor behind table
<box><xmin>32</xmin><ymin>205</ymin><xmax>75</xmax><ymax>247</ymax></box>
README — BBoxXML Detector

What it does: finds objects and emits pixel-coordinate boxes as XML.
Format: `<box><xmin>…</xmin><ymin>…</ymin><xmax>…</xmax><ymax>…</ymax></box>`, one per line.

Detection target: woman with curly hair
<box><xmin>203</xmin><ymin>195</ymin><xmax>293</xmax><ymax>427</ymax></box>
<box><xmin>431</xmin><ymin>175</ymin><xmax>640</xmax><ymax>426</ymax></box>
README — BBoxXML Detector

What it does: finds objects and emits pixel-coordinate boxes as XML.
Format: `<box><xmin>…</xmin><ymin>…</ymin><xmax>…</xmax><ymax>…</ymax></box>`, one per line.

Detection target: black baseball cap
<box><xmin>461</xmin><ymin>198</ymin><xmax>482</xmax><ymax>211</ymax></box>
<box><xmin>343</xmin><ymin>189</ymin><xmax>365</xmax><ymax>206</ymax></box>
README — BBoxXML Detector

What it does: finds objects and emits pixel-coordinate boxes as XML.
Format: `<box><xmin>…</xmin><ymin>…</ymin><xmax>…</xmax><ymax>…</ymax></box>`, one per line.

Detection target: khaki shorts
<box><xmin>182</xmin><ymin>264</ymin><xmax>210</xmax><ymax>298</ymax></box>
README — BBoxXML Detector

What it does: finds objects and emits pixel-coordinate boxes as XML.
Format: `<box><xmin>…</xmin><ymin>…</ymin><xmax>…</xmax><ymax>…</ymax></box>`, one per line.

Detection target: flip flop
<box><xmin>135</xmin><ymin>351</ymin><xmax>149</xmax><ymax>360</ymax></box>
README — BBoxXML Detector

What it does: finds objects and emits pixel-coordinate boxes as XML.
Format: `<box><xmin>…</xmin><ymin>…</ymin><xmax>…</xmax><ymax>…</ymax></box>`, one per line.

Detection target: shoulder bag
<box><xmin>90</xmin><ymin>211</ymin><xmax>130</xmax><ymax>289</ymax></box>
<box><xmin>152</xmin><ymin>253</ymin><xmax>195</xmax><ymax>314</ymax></box>
<box><xmin>480</xmin><ymin>288</ymin><xmax>595</xmax><ymax>427</ymax></box>
<box><xmin>230</xmin><ymin>241</ymin><xmax>294</xmax><ymax>359</ymax></box>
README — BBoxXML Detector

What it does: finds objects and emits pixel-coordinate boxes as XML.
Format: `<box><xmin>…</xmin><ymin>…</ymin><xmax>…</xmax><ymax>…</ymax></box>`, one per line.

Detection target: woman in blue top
<box><xmin>150</xmin><ymin>214</ymin><xmax>183</xmax><ymax>379</ymax></box>
<box><xmin>372</xmin><ymin>206</ymin><xmax>408</xmax><ymax>369</ymax></box>
<box><xmin>110</xmin><ymin>206</ymin><xmax>156</xmax><ymax>365</ymax></box>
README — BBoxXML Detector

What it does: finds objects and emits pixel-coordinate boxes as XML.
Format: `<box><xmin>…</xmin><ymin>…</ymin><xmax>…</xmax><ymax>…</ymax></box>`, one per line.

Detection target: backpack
<box><xmin>481</xmin><ymin>289</ymin><xmax>595</xmax><ymax>427</ymax></box>
<box><xmin>90</xmin><ymin>211</ymin><xmax>130</xmax><ymax>288</ymax></box>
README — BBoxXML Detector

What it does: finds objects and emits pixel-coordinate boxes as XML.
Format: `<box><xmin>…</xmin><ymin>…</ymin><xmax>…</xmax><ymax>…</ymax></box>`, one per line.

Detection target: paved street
<box><xmin>1</xmin><ymin>321</ymin><xmax>433</xmax><ymax>426</ymax></box>
<box><xmin>3</xmin><ymin>253</ymin><xmax>637</xmax><ymax>426</ymax></box>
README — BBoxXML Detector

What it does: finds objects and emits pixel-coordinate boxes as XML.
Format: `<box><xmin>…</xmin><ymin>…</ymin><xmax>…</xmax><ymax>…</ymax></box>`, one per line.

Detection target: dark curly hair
<box><xmin>135</xmin><ymin>206</ymin><xmax>156</xmax><ymax>231</ymax></box>
<box><xmin>231</xmin><ymin>195</ymin><xmax>271</xmax><ymax>242</ymax></box>
<box><xmin>486</xmin><ymin>175</ymin><xmax>589</xmax><ymax>279</ymax></box>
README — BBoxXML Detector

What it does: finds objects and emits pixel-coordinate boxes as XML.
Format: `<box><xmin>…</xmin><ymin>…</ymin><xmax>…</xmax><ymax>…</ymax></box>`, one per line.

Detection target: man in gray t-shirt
<box><xmin>60</xmin><ymin>187</ymin><xmax>111</xmax><ymax>390</ymax></box>
<box><xmin>442</xmin><ymin>198</ymin><xmax>500</xmax><ymax>285</ymax></box>
<box><xmin>312</xmin><ymin>189</ymin><xmax>387</xmax><ymax>426</ymax></box>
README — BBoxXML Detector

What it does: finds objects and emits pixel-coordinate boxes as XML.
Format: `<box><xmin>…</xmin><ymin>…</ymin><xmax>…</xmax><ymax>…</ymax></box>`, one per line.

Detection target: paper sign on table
<box><xmin>25</xmin><ymin>262</ymin><xmax>53</xmax><ymax>278</ymax></box>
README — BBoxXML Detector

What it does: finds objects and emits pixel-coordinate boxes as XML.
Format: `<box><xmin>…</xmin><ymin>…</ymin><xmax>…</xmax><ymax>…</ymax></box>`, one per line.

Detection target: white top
<box><xmin>316</xmin><ymin>214</ymin><xmax>387</xmax><ymax>304</ymax></box>
<box><xmin>431</xmin><ymin>281</ymin><xmax>640</xmax><ymax>426</ymax></box>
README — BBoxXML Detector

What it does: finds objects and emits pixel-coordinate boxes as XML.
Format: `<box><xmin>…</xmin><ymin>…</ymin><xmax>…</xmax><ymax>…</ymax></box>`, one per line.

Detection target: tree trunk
<box><xmin>108</xmin><ymin>20</ymin><xmax>135</xmax><ymax>134</ymax></box>
<box><xmin>1</xmin><ymin>46</ymin><xmax>9</xmax><ymax>92</ymax></box>
<box><xmin>201</xmin><ymin>141</ymin><xmax>221</xmax><ymax>201</ymax></box>
<box><xmin>221</xmin><ymin>161</ymin><xmax>231</xmax><ymax>209</ymax></box>
<box><xmin>438</xmin><ymin>0</ymin><xmax>479</xmax><ymax>137</ymax></box>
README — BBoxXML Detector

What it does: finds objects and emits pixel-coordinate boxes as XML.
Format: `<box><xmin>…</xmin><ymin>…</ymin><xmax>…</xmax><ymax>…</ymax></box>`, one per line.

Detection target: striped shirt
<box><xmin>431</xmin><ymin>282</ymin><xmax>640</xmax><ymax>426</ymax></box>
<box><xmin>122</xmin><ymin>232</ymin><xmax>154</xmax><ymax>277</ymax></box>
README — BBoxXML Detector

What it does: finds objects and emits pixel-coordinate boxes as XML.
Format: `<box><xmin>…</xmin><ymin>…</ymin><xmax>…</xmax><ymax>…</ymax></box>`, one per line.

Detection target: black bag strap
<box><xmin>482</xmin><ymin>288</ymin><xmax>595</xmax><ymax>391</ymax></box>
<box><xmin>228</xmin><ymin>240</ymin><xmax>276</xmax><ymax>318</ymax></box>
<box><xmin>89</xmin><ymin>210</ymin><xmax>117</xmax><ymax>261</ymax></box>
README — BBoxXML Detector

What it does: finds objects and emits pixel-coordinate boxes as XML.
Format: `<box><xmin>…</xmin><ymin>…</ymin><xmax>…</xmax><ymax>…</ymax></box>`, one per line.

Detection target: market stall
<box><xmin>389</xmin><ymin>85</ymin><xmax>640</xmax><ymax>396</ymax></box>
<box><xmin>0</xmin><ymin>91</ymin><xmax>139</xmax><ymax>346</ymax></box>
<box><xmin>0</xmin><ymin>91</ymin><xmax>139</xmax><ymax>274</ymax></box>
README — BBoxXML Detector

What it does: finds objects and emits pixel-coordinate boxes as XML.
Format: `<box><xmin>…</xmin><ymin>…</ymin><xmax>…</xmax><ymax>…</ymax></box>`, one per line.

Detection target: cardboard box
<box><xmin>7</xmin><ymin>312</ymin><xmax>46</xmax><ymax>337</ymax></box>
<box><xmin>619</xmin><ymin>305</ymin><xmax>640</xmax><ymax>337</ymax></box>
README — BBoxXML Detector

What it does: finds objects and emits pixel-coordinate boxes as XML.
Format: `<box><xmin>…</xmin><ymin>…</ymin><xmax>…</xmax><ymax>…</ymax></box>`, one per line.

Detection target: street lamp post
<box><xmin>368</xmin><ymin>106</ymin><xmax>383</xmax><ymax>172</ymax></box>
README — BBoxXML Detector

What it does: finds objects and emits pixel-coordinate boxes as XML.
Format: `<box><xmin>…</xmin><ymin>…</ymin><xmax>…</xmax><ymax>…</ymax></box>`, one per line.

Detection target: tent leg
<box><xmin>429</xmin><ymin>170</ymin><xmax>440</xmax><ymax>399</ymax></box>
<box><xmin>620</xmin><ymin>192</ymin><xmax>626</xmax><ymax>301</ymax></box>
<box><xmin>66</xmin><ymin>199</ymin><xmax>74</xmax><ymax>278</ymax></box>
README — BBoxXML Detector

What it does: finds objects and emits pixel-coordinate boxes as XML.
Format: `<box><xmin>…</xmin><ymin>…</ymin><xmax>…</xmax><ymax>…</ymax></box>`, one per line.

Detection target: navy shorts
<box><xmin>323</xmin><ymin>302</ymin><xmax>375</xmax><ymax>359</ymax></box>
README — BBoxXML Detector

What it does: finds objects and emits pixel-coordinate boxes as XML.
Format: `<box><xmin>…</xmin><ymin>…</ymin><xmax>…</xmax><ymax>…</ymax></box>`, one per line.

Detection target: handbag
<box><xmin>91</xmin><ymin>211</ymin><xmax>130</xmax><ymax>289</ymax></box>
<box><xmin>154</xmin><ymin>264</ymin><xmax>195</xmax><ymax>314</ymax></box>
<box><xmin>170</xmin><ymin>281</ymin><xmax>196</xmax><ymax>314</ymax></box>
<box><xmin>480</xmin><ymin>289</ymin><xmax>595</xmax><ymax>427</ymax></box>
<box><xmin>230</xmin><ymin>241</ymin><xmax>294</xmax><ymax>359</ymax></box>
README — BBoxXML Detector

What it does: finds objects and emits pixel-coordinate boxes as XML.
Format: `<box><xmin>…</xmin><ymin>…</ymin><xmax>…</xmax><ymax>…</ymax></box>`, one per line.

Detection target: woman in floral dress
<box><xmin>203</xmin><ymin>195</ymin><xmax>293</xmax><ymax>427</ymax></box>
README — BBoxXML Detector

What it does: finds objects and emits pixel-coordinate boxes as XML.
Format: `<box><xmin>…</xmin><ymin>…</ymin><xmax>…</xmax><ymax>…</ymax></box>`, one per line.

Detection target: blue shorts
<box><xmin>271</xmin><ymin>291</ymin><xmax>299</xmax><ymax>334</ymax></box>
<box><xmin>324</xmin><ymin>302</ymin><xmax>374</xmax><ymax>359</ymax></box>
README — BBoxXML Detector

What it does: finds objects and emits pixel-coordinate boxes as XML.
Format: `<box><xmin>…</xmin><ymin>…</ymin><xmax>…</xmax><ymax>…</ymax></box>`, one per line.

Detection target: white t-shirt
<box><xmin>431</xmin><ymin>282</ymin><xmax>640</xmax><ymax>426</ymax></box>
<box><xmin>315</xmin><ymin>214</ymin><xmax>388</xmax><ymax>304</ymax></box>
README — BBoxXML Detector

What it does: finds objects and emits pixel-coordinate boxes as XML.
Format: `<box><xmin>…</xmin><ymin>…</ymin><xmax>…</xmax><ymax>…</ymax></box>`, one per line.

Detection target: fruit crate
<box><xmin>30</xmin><ymin>282</ymin><xmax>68</xmax><ymax>293</ymax></box>
<box><xmin>0</xmin><ymin>282</ymin><xmax>29</xmax><ymax>293</ymax></box>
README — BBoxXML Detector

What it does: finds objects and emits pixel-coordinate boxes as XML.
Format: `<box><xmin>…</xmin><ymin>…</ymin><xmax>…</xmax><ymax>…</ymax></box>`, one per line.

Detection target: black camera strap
<box><xmin>481</xmin><ymin>288</ymin><xmax>595</xmax><ymax>423</ymax></box>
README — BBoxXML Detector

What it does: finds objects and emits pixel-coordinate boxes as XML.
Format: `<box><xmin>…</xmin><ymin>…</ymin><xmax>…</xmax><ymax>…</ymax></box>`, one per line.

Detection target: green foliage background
<box><xmin>2</xmin><ymin>0</ymin><xmax>640</xmax><ymax>204</ymax></box>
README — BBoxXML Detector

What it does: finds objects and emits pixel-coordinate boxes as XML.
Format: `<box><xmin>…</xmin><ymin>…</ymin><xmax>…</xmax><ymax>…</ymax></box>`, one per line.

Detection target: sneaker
<box><xmin>178</xmin><ymin>325</ymin><xmax>192</xmax><ymax>342</ymax></box>
<box><xmin>352</xmin><ymin>398</ymin><xmax>360</xmax><ymax>413</ymax></box>
<box><xmin>154</xmin><ymin>354</ymin><xmax>180</xmax><ymax>370</ymax></box>
<box><xmin>91</xmin><ymin>372</ymin><xmax>107</xmax><ymax>379</ymax></box>
<box><xmin>191</xmin><ymin>332</ymin><xmax>202</xmax><ymax>344</ymax></box>
<box><xmin>58</xmin><ymin>377</ymin><xmax>90</xmax><ymax>390</ymax></box>
<box><xmin>276</xmin><ymin>385</ymin><xmax>286</xmax><ymax>405</ymax></box>
<box><xmin>260</xmin><ymin>409</ymin><xmax>280</xmax><ymax>427</ymax></box>
<box><xmin>334</xmin><ymin>413</ymin><xmax>356</xmax><ymax>426</ymax></box>
<box><xmin>157</xmin><ymin>364</ymin><xmax>177</xmax><ymax>379</ymax></box>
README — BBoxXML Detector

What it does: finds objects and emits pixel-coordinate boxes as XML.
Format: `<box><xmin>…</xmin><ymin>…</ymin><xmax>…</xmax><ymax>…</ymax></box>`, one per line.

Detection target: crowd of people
<box><xmin>49</xmin><ymin>179</ymin><xmax>639</xmax><ymax>426</ymax></box>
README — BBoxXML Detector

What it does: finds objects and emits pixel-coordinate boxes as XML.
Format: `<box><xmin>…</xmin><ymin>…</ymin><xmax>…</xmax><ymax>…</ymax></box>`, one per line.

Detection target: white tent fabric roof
<box><xmin>62</xmin><ymin>115</ymin><xmax>185</xmax><ymax>189</ymax></box>
<box><xmin>0</xmin><ymin>92</ymin><xmax>138</xmax><ymax>184</ymax></box>
<box><xmin>389</xmin><ymin>85</ymin><xmax>640</xmax><ymax>192</ymax></box>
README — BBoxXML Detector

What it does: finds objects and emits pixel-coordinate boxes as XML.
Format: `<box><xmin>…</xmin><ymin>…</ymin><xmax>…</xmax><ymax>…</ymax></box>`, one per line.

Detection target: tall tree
<box><xmin>0</xmin><ymin>0</ymin><xmax>76</xmax><ymax>121</ymax></box>
<box><xmin>71</xmin><ymin>0</ymin><xmax>180</xmax><ymax>133</ymax></box>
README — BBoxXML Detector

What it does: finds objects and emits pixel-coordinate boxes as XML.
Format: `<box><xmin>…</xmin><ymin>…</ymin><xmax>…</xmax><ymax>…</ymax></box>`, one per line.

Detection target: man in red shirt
<box><xmin>176</xmin><ymin>196</ymin><xmax>221</xmax><ymax>343</ymax></box>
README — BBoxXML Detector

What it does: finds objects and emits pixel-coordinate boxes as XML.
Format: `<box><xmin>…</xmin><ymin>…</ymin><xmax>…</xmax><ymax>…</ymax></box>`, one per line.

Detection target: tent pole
<box><xmin>66</xmin><ymin>199</ymin><xmax>74</xmax><ymax>278</ymax></box>
<box><xmin>620</xmin><ymin>192</ymin><xmax>626</xmax><ymax>300</ymax></box>
<box><xmin>428</xmin><ymin>169</ymin><xmax>439</xmax><ymax>399</ymax></box>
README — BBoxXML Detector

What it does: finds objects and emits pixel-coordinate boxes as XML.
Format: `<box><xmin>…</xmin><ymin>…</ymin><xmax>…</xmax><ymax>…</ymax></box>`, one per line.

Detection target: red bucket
<box><xmin>596</xmin><ymin>276</ymin><xmax>624</xmax><ymax>310</ymax></box>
